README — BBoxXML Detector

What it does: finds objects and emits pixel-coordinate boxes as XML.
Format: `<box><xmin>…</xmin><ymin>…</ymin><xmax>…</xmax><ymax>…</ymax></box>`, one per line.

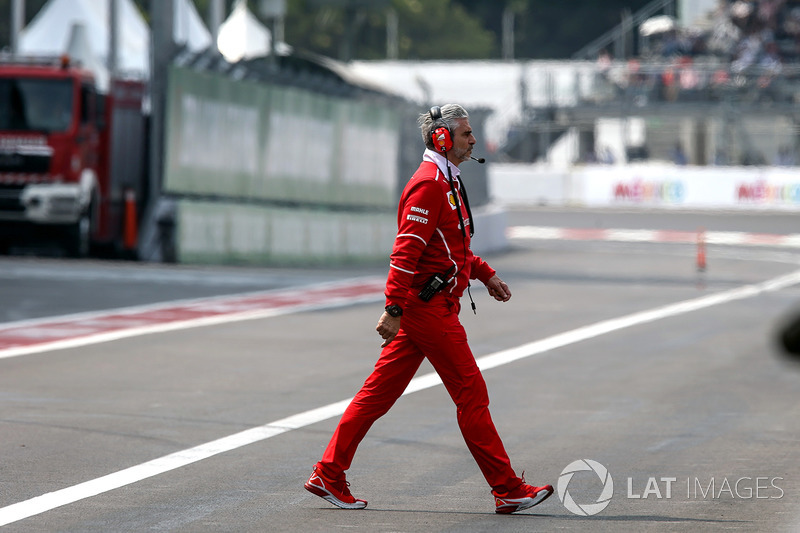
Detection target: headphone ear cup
<box><xmin>432</xmin><ymin>125</ymin><xmax>453</xmax><ymax>152</ymax></box>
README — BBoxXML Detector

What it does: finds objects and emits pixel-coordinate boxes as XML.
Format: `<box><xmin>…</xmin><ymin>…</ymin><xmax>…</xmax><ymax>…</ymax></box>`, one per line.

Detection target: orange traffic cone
<box><xmin>696</xmin><ymin>228</ymin><xmax>706</xmax><ymax>272</ymax></box>
<box><xmin>123</xmin><ymin>188</ymin><xmax>138</xmax><ymax>251</ymax></box>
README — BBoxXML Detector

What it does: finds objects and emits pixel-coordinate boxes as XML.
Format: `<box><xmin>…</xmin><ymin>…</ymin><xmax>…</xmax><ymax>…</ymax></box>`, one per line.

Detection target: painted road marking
<box><xmin>0</xmin><ymin>277</ymin><xmax>386</xmax><ymax>360</ymax></box>
<box><xmin>2</xmin><ymin>268</ymin><xmax>799</xmax><ymax>526</ymax></box>
<box><xmin>508</xmin><ymin>226</ymin><xmax>800</xmax><ymax>248</ymax></box>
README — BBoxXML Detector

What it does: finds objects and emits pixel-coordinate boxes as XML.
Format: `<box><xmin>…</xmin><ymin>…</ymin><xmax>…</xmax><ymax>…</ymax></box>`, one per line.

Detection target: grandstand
<box><xmin>353</xmin><ymin>0</ymin><xmax>800</xmax><ymax>169</ymax></box>
<box><xmin>567</xmin><ymin>0</ymin><xmax>800</xmax><ymax>167</ymax></box>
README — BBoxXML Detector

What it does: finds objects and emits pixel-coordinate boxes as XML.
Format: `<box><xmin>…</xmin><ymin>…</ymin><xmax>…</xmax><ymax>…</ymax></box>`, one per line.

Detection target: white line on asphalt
<box><xmin>2</xmin><ymin>269</ymin><xmax>800</xmax><ymax>526</ymax></box>
<box><xmin>0</xmin><ymin>297</ymin><xmax>381</xmax><ymax>360</ymax></box>
<box><xmin>508</xmin><ymin>225</ymin><xmax>800</xmax><ymax>248</ymax></box>
<box><xmin>0</xmin><ymin>278</ymin><xmax>385</xmax><ymax>360</ymax></box>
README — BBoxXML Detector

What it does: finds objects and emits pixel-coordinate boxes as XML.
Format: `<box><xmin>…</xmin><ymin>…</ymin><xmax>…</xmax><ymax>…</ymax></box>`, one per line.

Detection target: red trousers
<box><xmin>319</xmin><ymin>295</ymin><xmax>522</xmax><ymax>493</ymax></box>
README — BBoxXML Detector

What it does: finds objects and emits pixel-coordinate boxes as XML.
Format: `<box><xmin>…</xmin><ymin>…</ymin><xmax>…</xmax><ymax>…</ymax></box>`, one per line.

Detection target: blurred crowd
<box><xmin>598</xmin><ymin>0</ymin><xmax>800</xmax><ymax>105</ymax></box>
<box><xmin>702</xmin><ymin>0</ymin><xmax>800</xmax><ymax>68</ymax></box>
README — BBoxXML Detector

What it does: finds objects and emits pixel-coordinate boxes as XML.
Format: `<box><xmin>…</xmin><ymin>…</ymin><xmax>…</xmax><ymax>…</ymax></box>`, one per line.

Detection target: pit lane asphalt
<box><xmin>1</xmin><ymin>208</ymin><xmax>799</xmax><ymax>532</ymax></box>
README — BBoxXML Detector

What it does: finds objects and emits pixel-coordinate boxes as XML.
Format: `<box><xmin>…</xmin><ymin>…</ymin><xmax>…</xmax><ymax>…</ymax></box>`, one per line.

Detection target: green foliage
<box><xmin>391</xmin><ymin>0</ymin><xmax>496</xmax><ymax>59</ymax></box>
<box><xmin>449</xmin><ymin>0</ymin><xmax>653</xmax><ymax>58</ymax></box>
<box><xmin>283</xmin><ymin>0</ymin><xmax>495</xmax><ymax>60</ymax></box>
<box><xmin>1</xmin><ymin>0</ymin><xmax>656</xmax><ymax>60</ymax></box>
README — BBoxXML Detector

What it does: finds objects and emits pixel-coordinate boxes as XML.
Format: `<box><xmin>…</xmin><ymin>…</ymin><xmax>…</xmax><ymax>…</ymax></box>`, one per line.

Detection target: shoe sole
<box><xmin>495</xmin><ymin>486</ymin><xmax>553</xmax><ymax>514</ymax></box>
<box><xmin>304</xmin><ymin>481</ymin><xmax>368</xmax><ymax>509</ymax></box>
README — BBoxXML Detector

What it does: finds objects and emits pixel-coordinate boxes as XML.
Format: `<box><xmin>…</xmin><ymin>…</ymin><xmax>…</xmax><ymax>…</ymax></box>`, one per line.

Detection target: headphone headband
<box><xmin>429</xmin><ymin>105</ymin><xmax>452</xmax><ymax>153</ymax></box>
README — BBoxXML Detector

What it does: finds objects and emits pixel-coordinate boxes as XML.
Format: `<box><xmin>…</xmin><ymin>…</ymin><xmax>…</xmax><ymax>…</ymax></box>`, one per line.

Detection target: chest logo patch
<box><xmin>447</xmin><ymin>191</ymin><xmax>458</xmax><ymax>210</ymax></box>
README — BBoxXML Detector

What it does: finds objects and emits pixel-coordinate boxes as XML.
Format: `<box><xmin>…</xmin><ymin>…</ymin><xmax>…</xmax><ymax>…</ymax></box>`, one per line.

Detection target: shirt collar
<box><xmin>423</xmin><ymin>148</ymin><xmax>461</xmax><ymax>180</ymax></box>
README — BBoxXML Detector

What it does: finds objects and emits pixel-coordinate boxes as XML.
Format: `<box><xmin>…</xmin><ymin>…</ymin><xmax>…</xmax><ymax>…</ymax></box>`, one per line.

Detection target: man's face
<box><xmin>447</xmin><ymin>118</ymin><xmax>476</xmax><ymax>167</ymax></box>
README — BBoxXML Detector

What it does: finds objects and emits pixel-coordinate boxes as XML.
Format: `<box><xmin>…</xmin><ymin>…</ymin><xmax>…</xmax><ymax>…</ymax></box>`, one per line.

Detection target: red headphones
<box><xmin>429</xmin><ymin>106</ymin><xmax>453</xmax><ymax>153</ymax></box>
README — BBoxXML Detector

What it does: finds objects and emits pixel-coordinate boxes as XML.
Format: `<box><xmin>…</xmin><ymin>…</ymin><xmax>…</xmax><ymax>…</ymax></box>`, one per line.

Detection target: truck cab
<box><xmin>0</xmin><ymin>54</ymin><xmax>146</xmax><ymax>257</ymax></box>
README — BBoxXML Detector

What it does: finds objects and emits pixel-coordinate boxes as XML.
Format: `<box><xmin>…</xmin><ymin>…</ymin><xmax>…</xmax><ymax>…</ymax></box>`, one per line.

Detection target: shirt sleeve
<box><xmin>385</xmin><ymin>179</ymin><xmax>442</xmax><ymax>308</ymax></box>
<box><xmin>470</xmin><ymin>254</ymin><xmax>496</xmax><ymax>284</ymax></box>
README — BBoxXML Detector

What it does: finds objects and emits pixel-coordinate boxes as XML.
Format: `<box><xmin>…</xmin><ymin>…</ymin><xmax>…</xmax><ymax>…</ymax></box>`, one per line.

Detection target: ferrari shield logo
<box><xmin>447</xmin><ymin>191</ymin><xmax>458</xmax><ymax>210</ymax></box>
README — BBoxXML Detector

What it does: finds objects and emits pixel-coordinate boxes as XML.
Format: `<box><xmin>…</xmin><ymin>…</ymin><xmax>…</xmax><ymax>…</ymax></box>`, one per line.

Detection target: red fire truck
<box><xmin>0</xmin><ymin>55</ymin><xmax>147</xmax><ymax>257</ymax></box>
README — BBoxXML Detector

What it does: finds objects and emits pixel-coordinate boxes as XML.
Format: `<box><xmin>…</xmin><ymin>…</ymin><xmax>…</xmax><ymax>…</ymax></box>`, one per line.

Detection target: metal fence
<box><xmin>503</xmin><ymin>58</ymin><xmax>800</xmax><ymax>169</ymax></box>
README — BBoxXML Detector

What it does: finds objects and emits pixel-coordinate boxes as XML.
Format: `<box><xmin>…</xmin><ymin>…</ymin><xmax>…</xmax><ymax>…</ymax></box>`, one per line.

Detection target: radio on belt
<box><xmin>418</xmin><ymin>266</ymin><xmax>455</xmax><ymax>302</ymax></box>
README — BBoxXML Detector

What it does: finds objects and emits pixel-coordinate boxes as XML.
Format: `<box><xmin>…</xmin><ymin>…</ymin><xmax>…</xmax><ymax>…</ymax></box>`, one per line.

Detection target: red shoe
<box><xmin>493</xmin><ymin>476</ymin><xmax>553</xmax><ymax>514</ymax></box>
<box><xmin>304</xmin><ymin>465</ymin><xmax>367</xmax><ymax>510</ymax></box>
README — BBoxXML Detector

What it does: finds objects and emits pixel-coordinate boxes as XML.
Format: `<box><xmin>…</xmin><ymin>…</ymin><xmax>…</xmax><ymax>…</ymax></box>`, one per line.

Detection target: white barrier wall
<box><xmin>490</xmin><ymin>163</ymin><xmax>800</xmax><ymax>211</ymax></box>
<box><xmin>175</xmin><ymin>200</ymin><xmax>397</xmax><ymax>265</ymax></box>
<box><xmin>175</xmin><ymin>200</ymin><xmax>508</xmax><ymax>265</ymax></box>
<box><xmin>164</xmin><ymin>67</ymin><xmax>400</xmax><ymax>209</ymax></box>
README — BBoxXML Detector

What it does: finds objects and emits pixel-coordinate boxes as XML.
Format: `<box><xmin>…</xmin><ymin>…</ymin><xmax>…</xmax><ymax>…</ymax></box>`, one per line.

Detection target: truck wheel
<box><xmin>65</xmin><ymin>211</ymin><xmax>92</xmax><ymax>258</ymax></box>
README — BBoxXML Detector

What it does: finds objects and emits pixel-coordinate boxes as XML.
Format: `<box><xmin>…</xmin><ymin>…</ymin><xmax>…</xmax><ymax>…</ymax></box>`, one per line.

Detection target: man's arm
<box><xmin>484</xmin><ymin>274</ymin><xmax>511</xmax><ymax>302</ymax></box>
<box><xmin>467</xmin><ymin>249</ymin><xmax>510</xmax><ymax>302</ymax></box>
<box><xmin>385</xmin><ymin>179</ymin><xmax>442</xmax><ymax>309</ymax></box>
<box><xmin>376</xmin><ymin>313</ymin><xmax>402</xmax><ymax>347</ymax></box>
<box><xmin>380</xmin><ymin>178</ymin><xmax>442</xmax><ymax>346</ymax></box>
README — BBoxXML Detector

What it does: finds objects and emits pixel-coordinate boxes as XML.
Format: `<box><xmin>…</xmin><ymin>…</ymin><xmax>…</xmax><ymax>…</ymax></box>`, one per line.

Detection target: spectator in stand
<box><xmin>597</xmin><ymin>48</ymin><xmax>612</xmax><ymax>74</ymax></box>
<box><xmin>714</xmin><ymin>148</ymin><xmax>730</xmax><ymax>166</ymax></box>
<box><xmin>757</xmin><ymin>0</ymin><xmax>784</xmax><ymax>31</ymax></box>
<box><xmin>741</xmin><ymin>149</ymin><xmax>766</xmax><ymax>165</ymax></box>
<box><xmin>678</xmin><ymin>56</ymin><xmax>701</xmax><ymax>93</ymax></box>
<box><xmin>659</xmin><ymin>29</ymin><xmax>686</xmax><ymax>58</ymax></box>
<box><xmin>757</xmin><ymin>40</ymin><xmax>784</xmax><ymax>91</ymax></box>
<box><xmin>672</xmin><ymin>142</ymin><xmax>689</xmax><ymax>165</ymax></box>
<box><xmin>760</xmin><ymin>40</ymin><xmax>784</xmax><ymax>71</ymax></box>
<box><xmin>597</xmin><ymin>146</ymin><xmax>615</xmax><ymax>164</ymax></box>
<box><xmin>707</xmin><ymin>1</ymin><xmax>743</xmax><ymax>57</ymax></box>
<box><xmin>775</xmin><ymin>145</ymin><xmax>796</xmax><ymax>166</ymax></box>
<box><xmin>732</xmin><ymin>30</ymin><xmax>765</xmax><ymax>73</ymax></box>
<box><xmin>781</xmin><ymin>7</ymin><xmax>800</xmax><ymax>58</ymax></box>
<box><xmin>595</xmin><ymin>49</ymin><xmax>614</xmax><ymax>90</ymax></box>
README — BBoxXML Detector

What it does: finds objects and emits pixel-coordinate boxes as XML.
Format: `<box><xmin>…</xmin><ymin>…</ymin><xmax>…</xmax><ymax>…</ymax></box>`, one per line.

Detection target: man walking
<box><xmin>304</xmin><ymin>104</ymin><xmax>553</xmax><ymax>514</ymax></box>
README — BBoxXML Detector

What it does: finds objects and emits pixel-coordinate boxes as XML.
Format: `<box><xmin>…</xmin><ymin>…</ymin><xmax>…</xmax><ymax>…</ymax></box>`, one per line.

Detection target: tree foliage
<box><xmin>454</xmin><ymin>0</ymin><xmax>653</xmax><ymax>59</ymax></box>
<box><xmin>1</xmin><ymin>0</ymin><xmax>655</xmax><ymax>60</ymax></box>
<box><xmin>280</xmin><ymin>0</ymin><xmax>653</xmax><ymax>60</ymax></box>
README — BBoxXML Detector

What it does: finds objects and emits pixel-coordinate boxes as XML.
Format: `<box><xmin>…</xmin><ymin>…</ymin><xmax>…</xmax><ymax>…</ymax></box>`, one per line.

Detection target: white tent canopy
<box><xmin>19</xmin><ymin>0</ymin><xmax>149</xmax><ymax>75</ymax></box>
<box><xmin>19</xmin><ymin>0</ymin><xmax>213</xmax><ymax>81</ymax></box>
<box><xmin>65</xmin><ymin>22</ymin><xmax>111</xmax><ymax>91</ymax></box>
<box><xmin>174</xmin><ymin>0</ymin><xmax>213</xmax><ymax>53</ymax></box>
<box><xmin>217</xmin><ymin>0</ymin><xmax>271</xmax><ymax>62</ymax></box>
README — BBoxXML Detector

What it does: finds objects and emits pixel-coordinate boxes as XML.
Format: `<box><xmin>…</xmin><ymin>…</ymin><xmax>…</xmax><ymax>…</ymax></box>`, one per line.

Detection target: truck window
<box><xmin>0</xmin><ymin>78</ymin><xmax>73</xmax><ymax>132</ymax></box>
<box><xmin>96</xmin><ymin>92</ymin><xmax>107</xmax><ymax>129</ymax></box>
<box><xmin>80</xmin><ymin>84</ymin><xmax>93</xmax><ymax>125</ymax></box>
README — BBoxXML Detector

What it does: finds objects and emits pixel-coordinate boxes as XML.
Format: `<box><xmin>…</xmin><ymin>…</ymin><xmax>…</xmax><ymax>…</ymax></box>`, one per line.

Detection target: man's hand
<box><xmin>485</xmin><ymin>274</ymin><xmax>511</xmax><ymax>302</ymax></box>
<box><xmin>376</xmin><ymin>312</ymin><xmax>402</xmax><ymax>347</ymax></box>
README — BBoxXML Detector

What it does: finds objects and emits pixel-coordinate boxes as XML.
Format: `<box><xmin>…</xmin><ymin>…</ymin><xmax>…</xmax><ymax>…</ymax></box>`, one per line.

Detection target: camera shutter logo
<box><xmin>557</xmin><ymin>459</ymin><xmax>614</xmax><ymax>516</ymax></box>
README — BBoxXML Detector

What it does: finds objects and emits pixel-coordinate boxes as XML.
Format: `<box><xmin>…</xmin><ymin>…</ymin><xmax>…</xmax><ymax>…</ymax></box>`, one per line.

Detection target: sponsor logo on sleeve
<box><xmin>407</xmin><ymin>214</ymin><xmax>428</xmax><ymax>224</ymax></box>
